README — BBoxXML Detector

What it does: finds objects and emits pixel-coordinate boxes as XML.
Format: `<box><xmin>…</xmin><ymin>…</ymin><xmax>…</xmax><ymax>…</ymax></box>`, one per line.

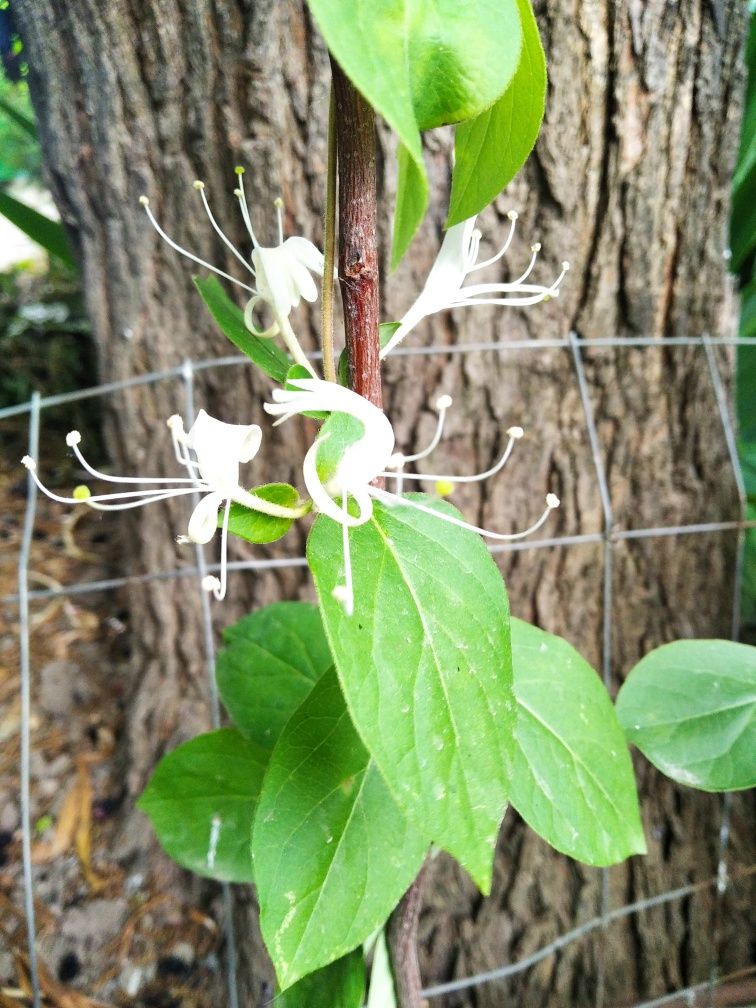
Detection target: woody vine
<box><xmin>22</xmin><ymin>2</ymin><xmax>756</xmax><ymax>1006</ymax></box>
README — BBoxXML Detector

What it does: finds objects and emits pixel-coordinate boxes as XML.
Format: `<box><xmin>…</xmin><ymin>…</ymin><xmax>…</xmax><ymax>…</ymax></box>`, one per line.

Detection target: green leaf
<box><xmin>193</xmin><ymin>275</ymin><xmax>289</xmax><ymax>381</ymax></box>
<box><xmin>509</xmin><ymin>619</ymin><xmax>646</xmax><ymax>865</ymax></box>
<box><xmin>448</xmin><ymin>0</ymin><xmax>546</xmax><ymax>226</ymax></box>
<box><xmin>338</xmin><ymin>323</ymin><xmax>400</xmax><ymax>385</ymax></box>
<box><xmin>617</xmin><ymin>640</ymin><xmax>756</xmax><ymax>792</ymax></box>
<box><xmin>138</xmin><ymin>728</ymin><xmax>266</xmax><ymax>883</ymax></box>
<box><xmin>0</xmin><ymin>96</ymin><xmax>36</xmax><ymax>138</ymax></box>
<box><xmin>252</xmin><ymin>669</ymin><xmax>428</xmax><ymax>989</ymax></box>
<box><xmin>276</xmin><ymin>949</ymin><xmax>365</xmax><ymax>1008</ymax></box>
<box><xmin>217</xmin><ymin>601</ymin><xmax>333</xmax><ymax>750</ymax></box>
<box><xmin>306</xmin><ymin>0</ymin><xmax>523</xmax><ymax>266</ymax></box>
<box><xmin>307</xmin><ymin>494</ymin><xmax>514</xmax><ymax>893</ymax></box>
<box><xmin>392</xmin><ymin>142</ymin><xmax>430</xmax><ymax>270</ymax></box>
<box><xmin>0</xmin><ymin>190</ymin><xmax>74</xmax><ymax>267</ymax></box>
<box><xmin>223</xmin><ymin>483</ymin><xmax>304</xmax><ymax>545</ymax></box>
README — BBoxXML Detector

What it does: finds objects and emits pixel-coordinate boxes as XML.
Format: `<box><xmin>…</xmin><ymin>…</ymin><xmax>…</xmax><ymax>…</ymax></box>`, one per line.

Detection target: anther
<box><xmin>387</xmin><ymin>453</ymin><xmax>405</xmax><ymax>470</ymax></box>
<box><xmin>562</xmin><ymin>261</ymin><xmax>570</xmax><ymax>271</ymax></box>
<box><xmin>193</xmin><ymin>180</ymin><xmax>205</xmax><ymax>190</ymax></box>
<box><xmin>65</xmin><ymin>430</ymin><xmax>82</xmax><ymax>446</ymax></box>
<box><xmin>166</xmin><ymin>415</ymin><xmax>183</xmax><ymax>431</ymax></box>
<box><xmin>507</xmin><ymin>210</ymin><xmax>518</xmax><ymax>221</ymax></box>
<box><xmin>531</xmin><ymin>242</ymin><xmax>541</xmax><ymax>253</ymax></box>
<box><xmin>274</xmin><ymin>197</ymin><xmax>284</xmax><ymax>209</ymax></box>
<box><xmin>138</xmin><ymin>195</ymin><xmax>150</xmax><ymax>206</ymax></box>
<box><xmin>506</xmin><ymin>426</ymin><xmax>524</xmax><ymax>439</ymax></box>
<box><xmin>233</xmin><ymin>188</ymin><xmax>243</xmax><ymax>198</ymax></box>
<box><xmin>546</xmin><ymin>493</ymin><xmax>560</xmax><ymax>509</ymax></box>
<box><xmin>21</xmin><ymin>455</ymin><xmax>35</xmax><ymax>470</ymax></box>
<box><xmin>436</xmin><ymin>394</ymin><xmax>453</xmax><ymax>410</ymax></box>
<box><xmin>202</xmin><ymin>575</ymin><xmax>222</xmax><ymax>593</ymax></box>
<box><xmin>176</xmin><ymin>534</ymin><xmax>190</xmax><ymax>545</ymax></box>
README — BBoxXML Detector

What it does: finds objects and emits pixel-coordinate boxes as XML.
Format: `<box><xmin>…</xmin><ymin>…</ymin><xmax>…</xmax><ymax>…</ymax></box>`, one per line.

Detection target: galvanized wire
<box><xmin>6</xmin><ymin>333</ymin><xmax>752</xmax><ymax>1008</ymax></box>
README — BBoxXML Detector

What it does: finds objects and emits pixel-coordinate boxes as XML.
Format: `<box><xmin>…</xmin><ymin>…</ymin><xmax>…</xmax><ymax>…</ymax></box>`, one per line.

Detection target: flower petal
<box><xmin>187</xmin><ymin>409</ymin><xmax>262</xmax><ymax>491</ymax></box>
<box><xmin>187</xmin><ymin>491</ymin><xmax>225</xmax><ymax>544</ymax></box>
<box><xmin>283</xmin><ymin>236</ymin><xmax>325</xmax><ymax>276</ymax></box>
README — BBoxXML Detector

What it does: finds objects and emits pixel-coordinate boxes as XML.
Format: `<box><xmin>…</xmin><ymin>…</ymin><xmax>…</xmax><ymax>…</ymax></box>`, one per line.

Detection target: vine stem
<box><xmin>320</xmin><ymin>84</ymin><xmax>337</xmax><ymax>383</ymax></box>
<box><xmin>387</xmin><ymin>862</ymin><xmax>429</xmax><ymax>1008</ymax></box>
<box><xmin>330</xmin><ymin>58</ymin><xmax>423</xmax><ymax>1005</ymax></box>
<box><xmin>330</xmin><ymin>57</ymin><xmax>382</xmax><ymax>411</ymax></box>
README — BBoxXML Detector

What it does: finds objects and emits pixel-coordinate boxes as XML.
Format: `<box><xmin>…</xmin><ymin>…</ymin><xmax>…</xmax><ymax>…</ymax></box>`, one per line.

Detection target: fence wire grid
<box><xmin>5</xmin><ymin>331</ymin><xmax>756</xmax><ymax>1008</ymax></box>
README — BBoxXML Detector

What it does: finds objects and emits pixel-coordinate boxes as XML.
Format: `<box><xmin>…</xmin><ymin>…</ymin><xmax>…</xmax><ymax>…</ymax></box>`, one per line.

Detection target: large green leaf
<box><xmin>306</xmin><ymin>0</ymin><xmax>523</xmax><ymax>265</ymax></box>
<box><xmin>0</xmin><ymin>190</ymin><xmax>74</xmax><ymax>267</ymax></box>
<box><xmin>277</xmin><ymin>950</ymin><xmax>365</xmax><ymax>1008</ymax></box>
<box><xmin>252</xmin><ymin>669</ymin><xmax>428</xmax><ymax>989</ymax></box>
<box><xmin>217</xmin><ymin>601</ymin><xmax>333</xmax><ymax>750</ymax></box>
<box><xmin>448</xmin><ymin>0</ymin><xmax>546</xmax><ymax>226</ymax></box>
<box><xmin>616</xmin><ymin>640</ymin><xmax>756</xmax><ymax>792</ymax></box>
<box><xmin>138</xmin><ymin>728</ymin><xmax>266</xmax><ymax>883</ymax></box>
<box><xmin>307</xmin><ymin>494</ymin><xmax>514</xmax><ymax>893</ymax></box>
<box><xmin>510</xmin><ymin>619</ymin><xmax>646</xmax><ymax>865</ymax></box>
<box><xmin>223</xmin><ymin>482</ymin><xmax>305</xmax><ymax>545</ymax></box>
<box><xmin>193</xmin><ymin>275</ymin><xmax>289</xmax><ymax>381</ymax></box>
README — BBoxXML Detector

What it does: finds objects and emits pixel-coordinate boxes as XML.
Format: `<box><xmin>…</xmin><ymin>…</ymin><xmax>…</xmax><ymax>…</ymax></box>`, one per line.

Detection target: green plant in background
<box><xmin>0</xmin><ymin>77</ymin><xmax>39</xmax><ymax>183</ymax></box>
<box><xmin>20</xmin><ymin>2</ymin><xmax>756</xmax><ymax>1006</ymax></box>
<box><xmin>732</xmin><ymin>8</ymin><xmax>756</xmax><ymax>643</ymax></box>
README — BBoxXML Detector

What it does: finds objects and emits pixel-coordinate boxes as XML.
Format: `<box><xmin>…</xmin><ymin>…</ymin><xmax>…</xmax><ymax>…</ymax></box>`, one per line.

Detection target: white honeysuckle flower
<box><xmin>139</xmin><ymin>170</ymin><xmax>323</xmax><ymax>375</ymax></box>
<box><xmin>380</xmin><ymin>211</ymin><xmax>570</xmax><ymax>359</ymax></box>
<box><xmin>22</xmin><ymin>410</ymin><xmax>308</xmax><ymax>602</ymax></box>
<box><xmin>264</xmin><ymin>378</ymin><xmax>559</xmax><ymax>616</ymax></box>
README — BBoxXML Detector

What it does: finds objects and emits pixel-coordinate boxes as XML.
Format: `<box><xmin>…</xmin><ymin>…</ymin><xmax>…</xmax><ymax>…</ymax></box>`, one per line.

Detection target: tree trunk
<box><xmin>14</xmin><ymin>1</ymin><xmax>752</xmax><ymax>1005</ymax></box>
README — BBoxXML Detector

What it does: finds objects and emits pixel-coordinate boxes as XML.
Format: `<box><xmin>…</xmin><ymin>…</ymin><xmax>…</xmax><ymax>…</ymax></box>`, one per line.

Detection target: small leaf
<box><xmin>223</xmin><ymin>482</ymin><xmax>304</xmax><ymax>544</ymax></box>
<box><xmin>307</xmin><ymin>494</ymin><xmax>515</xmax><ymax>893</ymax></box>
<box><xmin>138</xmin><ymin>728</ymin><xmax>266</xmax><ymax>883</ymax></box>
<box><xmin>617</xmin><ymin>640</ymin><xmax>756</xmax><ymax>792</ymax></box>
<box><xmin>276</xmin><ymin>949</ymin><xmax>365</xmax><ymax>1008</ymax></box>
<box><xmin>217</xmin><ymin>601</ymin><xmax>333</xmax><ymax>749</ymax></box>
<box><xmin>193</xmin><ymin>275</ymin><xmax>289</xmax><ymax>381</ymax></box>
<box><xmin>391</xmin><ymin>143</ymin><xmax>430</xmax><ymax>270</ymax></box>
<box><xmin>306</xmin><ymin>0</ymin><xmax>523</xmax><ymax>267</ymax></box>
<box><xmin>448</xmin><ymin>0</ymin><xmax>546</xmax><ymax>226</ymax></box>
<box><xmin>0</xmin><ymin>96</ymin><xmax>37</xmax><ymax>138</ymax></box>
<box><xmin>510</xmin><ymin>619</ymin><xmax>646</xmax><ymax>865</ymax></box>
<box><xmin>338</xmin><ymin>323</ymin><xmax>400</xmax><ymax>385</ymax></box>
<box><xmin>0</xmin><ymin>190</ymin><xmax>74</xmax><ymax>267</ymax></box>
<box><xmin>253</xmin><ymin>669</ymin><xmax>428</xmax><ymax>989</ymax></box>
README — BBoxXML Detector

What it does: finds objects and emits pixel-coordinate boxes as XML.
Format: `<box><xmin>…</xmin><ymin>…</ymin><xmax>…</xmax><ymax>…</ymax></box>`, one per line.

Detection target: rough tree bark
<box><xmin>14</xmin><ymin>1</ymin><xmax>753</xmax><ymax>1005</ymax></box>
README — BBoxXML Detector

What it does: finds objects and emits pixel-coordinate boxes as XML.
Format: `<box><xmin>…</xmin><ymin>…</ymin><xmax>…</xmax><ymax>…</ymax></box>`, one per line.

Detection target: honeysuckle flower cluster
<box><xmin>23</xmin><ymin>184</ymin><xmax>567</xmax><ymax>609</ymax></box>
<box><xmin>139</xmin><ymin>168</ymin><xmax>323</xmax><ymax>375</ymax></box>
<box><xmin>380</xmin><ymin>211</ymin><xmax>570</xmax><ymax>358</ymax></box>
<box><xmin>22</xmin><ymin>411</ymin><xmax>309</xmax><ymax>601</ymax></box>
<box><xmin>264</xmin><ymin>378</ymin><xmax>559</xmax><ymax>615</ymax></box>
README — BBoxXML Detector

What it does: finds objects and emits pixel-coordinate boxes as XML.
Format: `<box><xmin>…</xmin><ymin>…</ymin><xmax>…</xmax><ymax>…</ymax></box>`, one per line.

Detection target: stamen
<box><xmin>139</xmin><ymin>195</ymin><xmax>255</xmax><ymax>293</ymax></box>
<box><xmin>202</xmin><ymin>575</ymin><xmax>222</xmax><ymax>594</ymax></box>
<box><xmin>372</xmin><ymin>487</ymin><xmax>560</xmax><ymax>542</ymax></box>
<box><xmin>333</xmin><ymin>491</ymin><xmax>354</xmax><ymax>616</ymax></box>
<box><xmin>194</xmin><ymin>180</ymin><xmax>257</xmax><ymax>278</ymax></box>
<box><xmin>70</xmin><ymin>436</ymin><xmax>199</xmax><ymax>486</ymax></box>
<box><xmin>274</xmin><ymin>197</ymin><xmax>284</xmax><ymax>246</ymax></box>
<box><xmin>23</xmin><ymin>460</ymin><xmax>201</xmax><ymax>509</ymax></box>
<box><xmin>213</xmin><ymin>497</ymin><xmax>232</xmax><ymax>601</ymax></box>
<box><xmin>399</xmin><ymin>395</ymin><xmax>453</xmax><ymax>469</ymax></box>
<box><xmin>508</xmin><ymin>242</ymin><xmax>541</xmax><ymax>286</ymax></box>
<box><xmin>384</xmin><ymin>423</ymin><xmax>522</xmax><ymax>485</ymax></box>
<box><xmin>233</xmin><ymin>167</ymin><xmax>259</xmax><ymax>249</ymax></box>
<box><xmin>468</xmin><ymin>210</ymin><xmax>518</xmax><ymax>273</ymax></box>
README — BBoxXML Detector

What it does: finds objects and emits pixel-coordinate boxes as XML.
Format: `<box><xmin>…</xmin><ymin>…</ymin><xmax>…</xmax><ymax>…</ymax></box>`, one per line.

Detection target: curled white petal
<box><xmin>186</xmin><ymin>410</ymin><xmax>262</xmax><ymax>492</ymax></box>
<box><xmin>187</xmin><ymin>491</ymin><xmax>226</xmax><ymax>544</ymax></box>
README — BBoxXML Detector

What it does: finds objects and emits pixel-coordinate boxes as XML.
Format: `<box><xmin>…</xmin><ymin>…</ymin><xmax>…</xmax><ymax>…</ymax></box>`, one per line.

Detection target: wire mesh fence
<box><xmin>4</xmin><ymin>332</ymin><xmax>756</xmax><ymax>1008</ymax></box>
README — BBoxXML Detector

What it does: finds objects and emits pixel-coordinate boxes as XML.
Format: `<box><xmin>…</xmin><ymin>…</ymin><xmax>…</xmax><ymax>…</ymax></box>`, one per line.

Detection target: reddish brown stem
<box><xmin>387</xmin><ymin>861</ymin><xmax>429</xmax><ymax>1008</ymax></box>
<box><xmin>330</xmin><ymin>57</ymin><xmax>382</xmax><ymax>410</ymax></box>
